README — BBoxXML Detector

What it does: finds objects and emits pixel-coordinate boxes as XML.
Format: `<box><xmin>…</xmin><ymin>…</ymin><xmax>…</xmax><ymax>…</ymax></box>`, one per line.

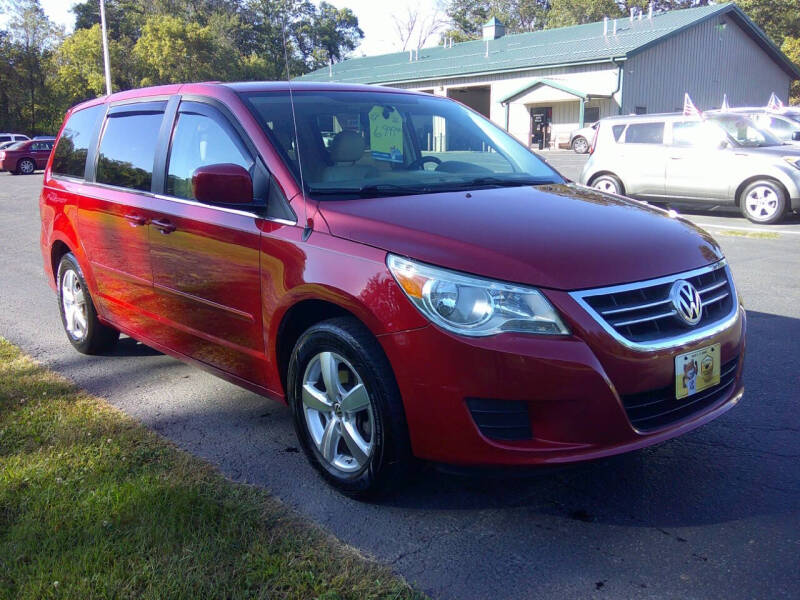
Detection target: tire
<box><xmin>57</xmin><ymin>253</ymin><xmax>119</xmax><ymax>354</ymax></box>
<box><xmin>740</xmin><ymin>179</ymin><xmax>786</xmax><ymax>224</ymax></box>
<box><xmin>287</xmin><ymin>317</ymin><xmax>412</xmax><ymax>497</ymax></box>
<box><xmin>591</xmin><ymin>174</ymin><xmax>624</xmax><ymax>195</ymax></box>
<box><xmin>16</xmin><ymin>158</ymin><xmax>35</xmax><ymax>175</ymax></box>
<box><xmin>572</xmin><ymin>136</ymin><xmax>589</xmax><ymax>154</ymax></box>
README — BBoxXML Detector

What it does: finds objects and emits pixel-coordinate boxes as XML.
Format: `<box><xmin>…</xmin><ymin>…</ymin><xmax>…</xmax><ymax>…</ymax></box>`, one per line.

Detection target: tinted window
<box><xmin>52</xmin><ymin>106</ymin><xmax>103</xmax><ymax>178</ymax></box>
<box><xmin>31</xmin><ymin>142</ymin><xmax>52</xmax><ymax>151</ymax></box>
<box><xmin>0</xmin><ymin>135</ymin><xmax>10</xmax><ymax>143</ymax></box>
<box><xmin>166</xmin><ymin>111</ymin><xmax>253</xmax><ymax>200</ymax></box>
<box><xmin>96</xmin><ymin>111</ymin><xmax>163</xmax><ymax>191</ymax></box>
<box><xmin>624</xmin><ymin>122</ymin><xmax>664</xmax><ymax>144</ymax></box>
<box><xmin>584</xmin><ymin>107</ymin><xmax>600</xmax><ymax>123</ymax></box>
<box><xmin>611</xmin><ymin>124</ymin><xmax>625</xmax><ymax>141</ymax></box>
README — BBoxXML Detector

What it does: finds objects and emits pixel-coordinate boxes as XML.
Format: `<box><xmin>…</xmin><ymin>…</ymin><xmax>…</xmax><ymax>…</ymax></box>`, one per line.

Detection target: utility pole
<box><xmin>99</xmin><ymin>0</ymin><xmax>112</xmax><ymax>95</ymax></box>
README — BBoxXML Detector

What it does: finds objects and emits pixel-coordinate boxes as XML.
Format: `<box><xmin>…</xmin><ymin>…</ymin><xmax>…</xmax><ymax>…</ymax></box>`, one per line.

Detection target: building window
<box><xmin>584</xmin><ymin>107</ymin><xmax>600</xmax><ymax>123</ymax></box>
<box><xmin>634</xmin><ymin>106</ymin><xmax>647</xmax><ymax>115</ymax></box>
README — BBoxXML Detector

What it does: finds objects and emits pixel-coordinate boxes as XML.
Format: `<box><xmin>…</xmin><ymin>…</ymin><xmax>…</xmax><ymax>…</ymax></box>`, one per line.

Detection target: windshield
<box><xmin>708</xmin><ymin>114</ymin><xmax>782</xmax><ymax>147</ymax></box>
<box><xmin>241</xmin><ymin>90</ymin><xmax>563</xmax><ymax>199</ymax></box>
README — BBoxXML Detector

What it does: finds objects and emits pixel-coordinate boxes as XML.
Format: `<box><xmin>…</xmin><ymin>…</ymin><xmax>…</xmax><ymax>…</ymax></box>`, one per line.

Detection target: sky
<box><xmin>27</xmin><ymin>0</ymin><xmax>445</xmax><ymax>57</ymax></box>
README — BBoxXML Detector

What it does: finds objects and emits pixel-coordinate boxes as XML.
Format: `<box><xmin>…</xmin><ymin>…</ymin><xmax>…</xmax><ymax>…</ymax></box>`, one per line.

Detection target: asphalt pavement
<box><xmin>1</xmin><ymin>172</ymin><xmax>798</xmax><ymax>600</ymax></box>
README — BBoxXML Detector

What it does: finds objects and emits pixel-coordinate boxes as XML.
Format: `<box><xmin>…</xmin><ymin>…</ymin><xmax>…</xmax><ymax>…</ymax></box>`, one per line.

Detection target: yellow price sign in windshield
<box><xmin>369</xmin><ymin>106</ymin><xmax>403</xmax><ymax>163</ymax></box>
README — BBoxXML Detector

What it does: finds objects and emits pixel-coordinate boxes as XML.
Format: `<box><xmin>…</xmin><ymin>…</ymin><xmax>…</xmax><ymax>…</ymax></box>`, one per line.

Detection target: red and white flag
<box><xmin>683</xmin><ymin>93</ymin><xmax>702</xmax><ymax>118</ymax></box>
<box><xmin>720</xmin><ymin>94</ymin><xmax>730</xmax><ymax>112</ymax></box>
<box><xmin>767</xmin><ymin>92</ymin><xmax>784</xmax><ymax>112</ymax></box>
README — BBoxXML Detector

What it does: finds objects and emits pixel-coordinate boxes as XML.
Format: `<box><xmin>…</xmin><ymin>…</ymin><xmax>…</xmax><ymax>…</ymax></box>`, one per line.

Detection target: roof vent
<box><xmin>483</xmin><ymin>17</ymin><xmax>506</xmax><ymax>40</ymax></box>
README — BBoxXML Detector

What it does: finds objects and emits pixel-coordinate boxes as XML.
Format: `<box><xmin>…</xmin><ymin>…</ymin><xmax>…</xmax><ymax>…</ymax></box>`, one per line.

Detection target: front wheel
<box><xmin>740</xmin><ymin>180</ymin><xmax>786</xmax><ymax>224</ymax></box>
<box><xmin>572</xmin><ymin>136</ymin><xmax>589</xmax><ymax>154</ymax></box>
<box><xmin>57</xmin><ymin>253</ymin><xmax>119</xmax><ymax>354</ymax></box>
<box><xmin>287</xmin><ymin>317</ymin><xmax>412</xmax><ymax>497</ymax></box>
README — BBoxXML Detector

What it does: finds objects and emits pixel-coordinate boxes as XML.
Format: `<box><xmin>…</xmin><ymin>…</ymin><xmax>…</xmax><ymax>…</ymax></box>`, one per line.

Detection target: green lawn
<box><xmin>0</xmin><ymin>339</ymin><xmax>424</xmax><ymax>600</ymax></box>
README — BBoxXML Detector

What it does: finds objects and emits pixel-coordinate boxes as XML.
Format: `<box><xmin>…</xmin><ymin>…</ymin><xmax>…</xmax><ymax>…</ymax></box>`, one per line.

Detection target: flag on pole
<box><xmin>683</xmin><ymin>93</ymin><xmax>702</xmax><ymax>118</ymax></box>
<box><xmin>720</xmin><ymin>94</ymin><xmax>730</xmax><ymax>112</ymax></box>
<box><xmin>767</xmin><ymin>92</ymin><xmax>784</xmax><ymax>112</ymax></box>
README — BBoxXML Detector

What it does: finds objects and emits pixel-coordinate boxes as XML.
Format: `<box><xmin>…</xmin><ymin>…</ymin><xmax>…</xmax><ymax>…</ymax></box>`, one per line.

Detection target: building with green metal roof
<box><xmin>298</xmin><ymin>3</ymin><xmax>798</xmax><ymax>150</ymax></box>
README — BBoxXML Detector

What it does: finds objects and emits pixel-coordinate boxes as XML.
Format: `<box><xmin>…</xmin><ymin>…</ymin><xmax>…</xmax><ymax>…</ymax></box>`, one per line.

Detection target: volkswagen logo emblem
<box><xmin>670</xmin><ymin>280</ymin><xmax>703</xmax><ymax>326</ymax></box>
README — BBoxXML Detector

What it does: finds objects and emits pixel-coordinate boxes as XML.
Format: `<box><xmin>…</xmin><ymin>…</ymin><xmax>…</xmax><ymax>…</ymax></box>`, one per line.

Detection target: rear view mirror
<box><xmin>192</xmin><ymin>163</ymin><xmax>253</xmax><ymax>205</ymax></box>
<box><xmin>792</xmin><ymin>131</ymin><xmax>800</xmax><ymax>142</ymax></box>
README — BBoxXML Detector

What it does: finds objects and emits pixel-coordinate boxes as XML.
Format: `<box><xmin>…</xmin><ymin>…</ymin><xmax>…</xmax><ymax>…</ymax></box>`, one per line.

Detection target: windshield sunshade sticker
<box><xmin>369</xmin><ymin>106</ymin><xmax>403</xmax><ymax>163</ymax></box>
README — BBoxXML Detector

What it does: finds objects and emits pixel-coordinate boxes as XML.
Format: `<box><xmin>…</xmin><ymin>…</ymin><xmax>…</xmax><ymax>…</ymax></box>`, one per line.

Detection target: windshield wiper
<box><xmin>309</xmin><ymin>183</ymin><xmax>441</xmax><ymax>197</ymax></box>
<box><xmin>451</xmin><ymin>176</ymin><xmax>557</xmax><ymax>189</ymax></box>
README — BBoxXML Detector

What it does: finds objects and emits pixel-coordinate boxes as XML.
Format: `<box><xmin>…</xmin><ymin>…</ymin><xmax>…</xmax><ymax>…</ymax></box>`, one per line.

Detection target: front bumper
<box><xmin>379</xmin><ymin>299</ymin><xmax>745</xmax><ymax>466</ymax></box>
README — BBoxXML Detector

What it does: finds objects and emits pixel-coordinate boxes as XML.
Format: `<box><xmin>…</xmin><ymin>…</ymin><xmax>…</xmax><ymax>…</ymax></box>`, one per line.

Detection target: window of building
<box><xmin>634</xmin><ymin>106</ymin><xmax>647</xmax><ymax>115</ymax></box>
<box><xmin>51</xmin><ymin>105</ymin><xmax>103</xmax><ymax>179</ymax></box>
<box><xmin>166</xmin><ymin>111</ymin><xmax>254</xmax><ymax>201</ymax></box>
<box><xmin>624</xmin><ymin>122</ymin><xmax>665</xmax><ymax>144</ymax></box>
<box><xmin>96</xmin><ymin>111</ymin><xmax>163</xmax><ymax>192</ymax></box>
<box><xmin>584</xmin><ymin>107</ymin><xmax>600</xmax><ymax>123</ymax></box>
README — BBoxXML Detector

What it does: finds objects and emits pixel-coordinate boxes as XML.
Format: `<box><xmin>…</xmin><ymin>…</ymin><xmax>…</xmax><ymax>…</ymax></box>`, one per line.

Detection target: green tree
<box><xmin>735</xmin><ymin>0</ymin><xmax>800</xmax><ymax>46</ymax></box>
<box><xmin>781</xmin><ymin>36</ymin><xmax>800</xmax><ymax>103</ymax></box>
<box><xmin>133</xmin><ymin>15</ymin><xmax>221</xmax><ymax>85</ymax></box>
<box><xmin>546</xmin><ymin>0</ymin><xmax>623</xmax><ymax>29</ymax></box>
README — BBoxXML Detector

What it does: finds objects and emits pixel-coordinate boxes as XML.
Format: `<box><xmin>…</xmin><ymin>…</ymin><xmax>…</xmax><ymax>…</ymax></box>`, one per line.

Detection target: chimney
<box><xmin>613</xmin><ymin>18</ymin><xmax>617</xmax><ymax>35</ymax></box>
<box><xmin>603</xmin><ymin>16</ymin><xmax>608</xmax><ymax>37</ymax></box>
<box><xmin>482</xmin><ymin>17</ymin><xmax>506</xmax><ymax>41</ymax></box>
<box><xmin>649</xmin><ymin>4</ymin><xmax>654</xmax><ymax>20</ymax></box>
<box><xmin>630</xmin><ymin>7</ymin><xmax>635</xmax><ymax>22</ymax></box>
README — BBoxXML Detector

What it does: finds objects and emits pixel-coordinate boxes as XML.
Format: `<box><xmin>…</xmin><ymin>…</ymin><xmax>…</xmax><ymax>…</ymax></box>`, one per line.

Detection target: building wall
<box><xmin>623</xmin><ymin>16</ymin><xmax>792</xmax><ymax>113</ymax></box>
<box><xmin>395</xmin><ymin>62</ymin><xmax>623</xmax><ymax>147</ymax></box>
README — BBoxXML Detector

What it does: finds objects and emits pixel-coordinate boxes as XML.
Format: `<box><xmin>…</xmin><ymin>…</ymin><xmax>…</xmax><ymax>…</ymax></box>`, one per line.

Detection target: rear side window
<box><xmin>624</xmin><ymin>122</ymin><xmax>664</xmax><ymax>144</ymax></box>
<box><xmin>0</xmin><ymin>135</ymin><xmax>10</xmax><ymax>143</ymax></box>
<box><xmin>52</xmin><ymin>106</ymin><xmax>103</xmax><ymax>178</ymax></box>
<box><xmin>611</xmin><ymin>124</ymin><xmax>625</xmax><ymax>141</ymax></box>
<box><xmin>96</xmin><ymin>111</ymin><xmax>164</xmax><ymax>192</ymax></box>
<box><xmin>166</xmin><ymin>111</ymin><xmax>253</xmax><ymax>200</ymax></box>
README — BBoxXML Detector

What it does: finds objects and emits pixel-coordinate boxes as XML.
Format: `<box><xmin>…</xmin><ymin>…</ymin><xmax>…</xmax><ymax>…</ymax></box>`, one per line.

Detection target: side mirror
<box><xmin>192</xmin><ymin>163</ymin><xmax>253</xmax><ymax>205</ymax></box>
<box><xmin>792</xmin><ymin>131</ymin><xmax>800</xmax><ymax>142</ymax></box>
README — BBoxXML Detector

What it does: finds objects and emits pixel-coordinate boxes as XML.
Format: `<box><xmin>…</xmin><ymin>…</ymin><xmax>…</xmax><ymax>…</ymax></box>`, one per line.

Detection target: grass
<box><xmin>0</xmin><ymin>338</ymin><xmax>425</xmax><ymax>600</ymax></box>
<box><xmin>715</xmin><ymin>229</ymin><xmax>780</xmax><ymax>239</ymax></box>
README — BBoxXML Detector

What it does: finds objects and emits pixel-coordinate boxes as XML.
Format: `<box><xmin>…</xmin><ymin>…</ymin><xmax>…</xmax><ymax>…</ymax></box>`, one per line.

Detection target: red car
<box><xmin>1</xmin><ymin>139</ymin><xmax>54</xmax><ymax>174</ymax></box>
<box><xmin>39</xmin><ymin>83</ymin><xmax>745</xmax><ymax>496</ymax></box>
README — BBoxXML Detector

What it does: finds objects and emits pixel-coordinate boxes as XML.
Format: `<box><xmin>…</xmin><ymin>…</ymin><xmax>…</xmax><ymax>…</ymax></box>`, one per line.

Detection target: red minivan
<box><xmin>40</xmin><ymin>82</ymin><xmax>745</xmax><ymax>495</ymax></box>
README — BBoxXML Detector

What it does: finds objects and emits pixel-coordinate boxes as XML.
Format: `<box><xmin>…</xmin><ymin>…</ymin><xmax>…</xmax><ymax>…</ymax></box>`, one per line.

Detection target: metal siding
<box><xmin>623</xmin><ymin>17</ymin><xmax>791</xmax><ymax>113</ymax></box>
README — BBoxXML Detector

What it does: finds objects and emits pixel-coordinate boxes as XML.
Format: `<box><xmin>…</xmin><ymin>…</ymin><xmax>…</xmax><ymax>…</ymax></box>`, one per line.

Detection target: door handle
<box><xmin>152</xmin><ymin>218</ymin><xmax>176</xmax><ymax>234</ymax></box>
<box><xmin>124</xmin><ymin>213</ymin><xmax>147</xmax><ymax>227</ymax></box>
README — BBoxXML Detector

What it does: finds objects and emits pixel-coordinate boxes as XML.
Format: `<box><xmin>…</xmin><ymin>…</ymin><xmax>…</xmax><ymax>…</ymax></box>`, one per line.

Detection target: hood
<box><xmin>318</xmin><ymin>184</ymin><xmax>724</xmax><ymax>291</ymax></box>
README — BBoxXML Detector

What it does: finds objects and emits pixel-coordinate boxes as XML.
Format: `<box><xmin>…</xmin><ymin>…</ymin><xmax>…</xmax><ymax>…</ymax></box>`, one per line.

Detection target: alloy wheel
<box><xmin>19</xmin><ymin>159</ymin><xmax>35</xmax><ymax>174</ymax></box>
<box><xmin>745</xmin><ymin>185</ymin><xmax>779</xmax><ymax>221</ymax></box>
<box><xmin>301</xmin><ymin>351</ymin><xmax>374</xmax><ymax>473</ymax></box>
<box><xmin>593</xmin><ymin>177</ymin><xmax>619</xmax><ymax>194</ymax></box>
<box><xmin>61</xmin><ymin>269</ymin><xmax>88</xmax><ymax>341</ymax></box>
<box><xmin>573</xmin><ymin>137</ymin><xmax>588</xmax><ymax>154</ymax></box>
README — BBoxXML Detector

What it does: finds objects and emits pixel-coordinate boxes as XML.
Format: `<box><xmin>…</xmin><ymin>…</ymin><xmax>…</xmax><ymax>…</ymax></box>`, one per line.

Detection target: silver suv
<box><xmin>580</xmin><ymin>113</ymin><xmax>800</xmax><ymax>224</ymax></box>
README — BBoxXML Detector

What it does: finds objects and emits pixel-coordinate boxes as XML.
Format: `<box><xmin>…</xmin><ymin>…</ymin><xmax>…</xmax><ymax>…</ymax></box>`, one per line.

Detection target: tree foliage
<box><xmin>0</xmin><ymin>0</ymin><xmax>363</xmax><ymax>134</ymax></box>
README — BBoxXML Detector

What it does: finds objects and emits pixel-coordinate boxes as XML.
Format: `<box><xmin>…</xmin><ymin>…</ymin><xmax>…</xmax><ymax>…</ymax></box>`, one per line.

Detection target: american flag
<box><xmin>683</xmin><ymin>93</ymin><xmax>702</xmax><ymax>118</ymax></box>
<box><xmin>767</xmin><ymin>92</ymin><xmax>784</xmax><ymax>112</ymax></box>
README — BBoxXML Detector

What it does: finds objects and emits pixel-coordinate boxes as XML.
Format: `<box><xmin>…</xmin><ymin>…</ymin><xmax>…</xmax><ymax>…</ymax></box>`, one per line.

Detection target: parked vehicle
<box><xmin>0</xmin><ymin>141</ymin><xmax>19</xmax><ymax>150</ymax></box>
<box><xmin>41</xmin><ymin>83</ymin><xmax>745</xmax><ymax>495</ymax></box>
<box><xmin>581</xmin><ymin>112</ymin><xmax>800</xmax><ymax>224</ymax></box>
<box><xmin>0</xmin><ymin>139</ymin><xmax>54</xmax><ymax>174</ymax></box>
<box><xmin>0</xmin><ymin>133</ymin><xmax>29</xmax><ymax>144</ymax></box>
<box><xmin>711</xmin><ymin>108</ymin><xmax>800</xmax><ymax>146</ymax></box>
<box><xmin>570</xmin><ymin>122</ymin><xmax>598</xmax><ymax>154</ymax></box>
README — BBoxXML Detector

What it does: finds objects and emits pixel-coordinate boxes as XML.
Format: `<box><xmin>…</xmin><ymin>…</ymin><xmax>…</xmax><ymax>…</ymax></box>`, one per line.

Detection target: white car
<box><xmin>569</xmin><ymin>123</ymin><xmax>598</xmax><ymax>153</ymax></box>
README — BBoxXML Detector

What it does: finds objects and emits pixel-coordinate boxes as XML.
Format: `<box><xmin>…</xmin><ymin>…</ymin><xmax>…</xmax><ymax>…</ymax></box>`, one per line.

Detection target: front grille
<box><xmin>466</xmin><ymin>398</ymin><xmax>532</xmax><ymax>441</ymax></box>
<box><xmin>621</xmin><ymin>357</ymin><xmax>739</xmax><ymax>431</ymax></box>
<box><xmin>574</xmin><ymin>262</ymin><xmax>735</xmax><ymax>346</ymax></box>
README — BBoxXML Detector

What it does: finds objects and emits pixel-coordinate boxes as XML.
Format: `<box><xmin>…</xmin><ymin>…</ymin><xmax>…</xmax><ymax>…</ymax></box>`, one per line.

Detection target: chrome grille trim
<box><xmin>569</xmin><ymin>260</ymin><xmax>740</xmax><ymax>352</ymax></box>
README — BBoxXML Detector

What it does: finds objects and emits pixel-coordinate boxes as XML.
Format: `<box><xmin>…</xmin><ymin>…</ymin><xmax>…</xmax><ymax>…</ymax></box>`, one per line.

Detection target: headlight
<box><xmin>783</xmin><ymin>156</ymin><xmax>800</xmax><ymax>170</ymax></box>
<box><xmin>387</xmin><ymin>254</ymin><xmax>570</xmax><ymax>337</ymax></box>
